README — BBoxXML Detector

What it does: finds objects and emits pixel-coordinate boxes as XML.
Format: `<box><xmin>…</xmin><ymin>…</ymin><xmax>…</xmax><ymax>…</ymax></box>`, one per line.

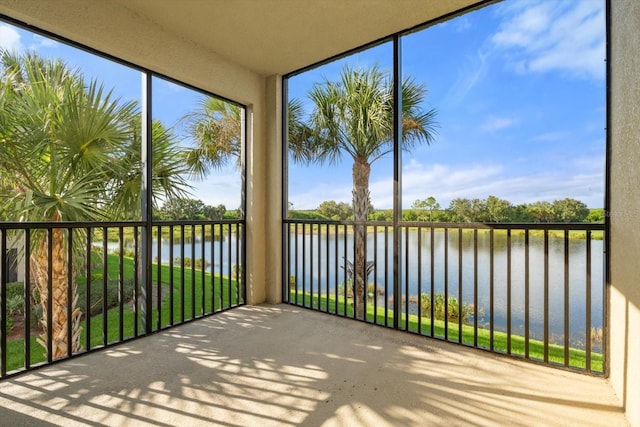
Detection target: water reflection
<box><xmin>287</xmin><ymin>228</ymin><xmax>604</xmax><ymax>351</ymax></box>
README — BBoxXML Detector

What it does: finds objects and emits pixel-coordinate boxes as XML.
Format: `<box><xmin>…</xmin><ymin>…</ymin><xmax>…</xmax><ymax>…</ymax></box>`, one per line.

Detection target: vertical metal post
<box><xmin>140</xmin><ymin>72</ymin><xmax>153</xmax><ymax>334</ymax></box>
<box><xmin>525</xmin><ymin>229</ymin><xmax>530</xmax><ymax>358</ymax></box>
<box><xmin>1</xmin><ymin>231</ymin><xmax>7</xmax><ymax>377</ymax></box>
<box><xmin>603</xmin><ymin>0</ymin><xmax>611</xmax><ymax>377</ymax></box>
<box><xmin>392</xmin><ymin>34</ymin><xmax>403</xmax><ymax>329</ymax></box>
<box><xmin>85</xmin><ymin>229</ymin><xmax>92</xmax><ymax>350</ymax></box>
<box><xmin>24</xmin><ymin>231</ymin><xmax>31</xmax><ymax>369</ymax></box>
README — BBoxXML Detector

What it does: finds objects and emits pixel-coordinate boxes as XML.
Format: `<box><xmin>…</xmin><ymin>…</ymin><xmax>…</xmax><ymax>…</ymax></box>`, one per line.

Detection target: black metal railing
<box><xmin>283</xmin><ymin>220</ymin><xmax>605</xmax><ymax>374</ymax></box>
<box><xmin>0</xmin><ymin>220</ymin><xmax>244</xmax><ymax>378</ymax></box>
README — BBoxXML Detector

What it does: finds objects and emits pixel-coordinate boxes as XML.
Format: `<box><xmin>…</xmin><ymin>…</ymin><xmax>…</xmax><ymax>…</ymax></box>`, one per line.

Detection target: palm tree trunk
<box><xmin>352</xmin><ymin>158</ymin><xmax>371</xmax><ymax>320</ymax></box>
<box><xmin>32</xmin><ymin>228</ymin><xmax>82</xmax><ymax>359</ymax></box>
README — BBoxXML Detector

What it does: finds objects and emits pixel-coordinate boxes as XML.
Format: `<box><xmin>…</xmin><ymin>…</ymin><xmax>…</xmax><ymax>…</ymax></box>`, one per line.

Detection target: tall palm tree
<box><xmin>0</xmin><ymin>51</ymin><xmax>190</xmax><ymax>358</ymax></box>
<box><xmin>292</xmin><ymin>64</ymin><xmax>438</xmax><ymax>319</ymax></box>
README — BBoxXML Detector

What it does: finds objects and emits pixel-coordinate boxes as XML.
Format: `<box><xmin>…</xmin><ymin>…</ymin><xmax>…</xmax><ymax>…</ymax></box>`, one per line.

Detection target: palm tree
<box><xmin>291</xmin><ymin>64</ymin><xmax>438</xmax><ymax>319</ymax></box>
<box><xmin>0</xmin><ymin>51</ymin><xmax>190</xmax><ymax>358</ymax></box>
<box><xmin>180</xmin><ymin>96</ymin><xmax>310</xmax><ymax>179</ymax></box>
<box><xmin>180</xmin><ymin>97</ymin><xmax>242</xmax><ymax>178</ymax></box>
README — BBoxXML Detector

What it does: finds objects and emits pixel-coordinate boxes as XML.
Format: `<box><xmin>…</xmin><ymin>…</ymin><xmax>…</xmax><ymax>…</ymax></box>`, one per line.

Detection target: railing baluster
<box><xmin>490</xmin><ymin>229</ymin><xmax>494</xmax><ymax>351</ymax></box>
<box><xmin>444</xmin><ymin>227</ymin><xmax>449</xmax><ymax>341</ymax></box>
<box><xmin>201</xmin><ymin>224</ymin><xmax>206</xmax><ymax>314</ymax></box>
<box><xmin>458</xmin><ymin>227</ymin><xmax>463</xmax><ymax>344</ymax></box>
<box><xmin>294</xmin><ymin>223</ymin><xmax>299</xmax><ymax>306</ymax></box>
<box><xmin>46</xmin><ymin>228</ymin><xmax>53</xmax><ymax>362</ymax></box>
<box><xmin>218</xmin><ymin>223</ymin><xmax>223</xmax><ymax>310</ymax></box>
<box><xmin>326</xmin><ymin>224</ymin><xmax>330</xmax><ymax>313</ymax></box>
<box><xmin>169</xmin><ymin>225</ymin><xmax>174</xmax><ymax>323</ymax></box>
<box><xmin>343</xmin><ymin>224</ymin><xmax>348</xmax><ymax>317</ymax></box>
<box><xmin>67</xmin><ymin>228</ymin><xmax>73</xmax><ymax>357</ymax></box>
<box><xmin>352</xmin><ymin>223</ymin><xmax>357</xmax><ymax>320</ymax></box>
<box><xmin>417</xmin><ymin>226</ymin><xmax>422</xmax><ymax>334</ymax></box>
<box><xmin>302</xmin><ymin>223</ymin><xmax>307</xmax><ymax>308</ymax></box>
<box><xmin>227</xmin><ymin>223</ymin><xmax>232</xmax><ymax>310</ymax></box>
<box><xmin>404</xmin><ymin>226</ymin><xmax>409</xmax><ymax>330</ymax></box>
<box><xmin>157</xmin><ymin>226</ymin><xmax>162</xmax><ymax>328</ymax></box>
<box><xmin>310</xmin><ymin>223</ymin><xmax>314</xmax><ymax>309</ymax></box>
<box><xmin>237</xmin><ymin>223</ymin><xmax>242</xmax><ymax>305</ymax></box>
<box><xmin>544</xmin><ymin>229</ymin><xmax>550</xmax><ymax>363</ymax></box>
<box><xmin>525</xmin><ymin>229</ymin><xmax>530</xmax><ymax>359</ymax></box>
<box><xmin>473</xmin><ymin>229</ymin><xmax>478</xmax><ymax>347</ymax></box>
<box><xmin>430</xmin><ymin>225</ymin><xmax>435</xmax><ymax>337</ymax></box>
<box><xmin>507</xmin><ymin>229</ymin><xmax>512</xmax><ymax>354</ymax></box>
<box><xmin>1</xmin><ymin>230</ymin><xmax>7</xmax><ymax>377</ymax></box>
<box><xmin>564</xmin><ymin>229</ymin><xmax>570</xmax><ymax>367</ymax></box>
<box><xmin>191</xmin><ymin>224</ymin><xmax>196</xmax><ymax>319</ymax></box>
<box><xmin>119</xmin><ymin>227</ymin><xmax>124</xmax><ymax>342</ymax></box>
<box><xmin>24</xmin><ymin>231</ymin><xmax>32</xmax><ymax>369</ymax></box>
<box><xmin>384</xmin><ymin>225</ymin><xmax>389</xmax><ymax>326</ymax></box>
<box><xmin>134</xmin><ymin>226</ymin><xmax>139</xmax><ymax>335</ymax></box>
<box><xmin>334</xmin><ymin>223</ymin><xmax>338</xmax><ymax>314</ymax></box>
<box><xmin>373</xmin><ymin>225</ymin><xmax>379</xmax><ymax>325</ymax></box>
<box><xmin>586</xmin><ymin>230</ymin><xmax>592</xmax><ymax>372</ymax></box>
<box><xmin>102</xmin><ymin>227</ymin><xmax>108</xmax><ymax>347</ymax></box>
<box><xmin>212</xmin><ymin>224</ymin><xmax>217</xmax><ymax>309</ymax></box>
<box><xmin>86</xmin><ymin>228</ymin><xmax>92</xmax><ymax>351</ymax></box>
<box><xmin>317</xmin><ymin>223</ymin><xmax>322</xmax><ymax>311</ymax></box>
<box><xmin>180</xmin><ymin>225</ymin><xmax>185</xmax><ymax>322</ymax></box>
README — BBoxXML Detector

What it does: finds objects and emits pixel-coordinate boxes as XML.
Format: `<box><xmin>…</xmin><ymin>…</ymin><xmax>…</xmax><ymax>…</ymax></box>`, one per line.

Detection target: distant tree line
<box><xmin>155</xmin><ymin>197</ymin><xmax>240</xmax><ymax>220</ymax></box>
<box><xmin>290</xmin><ymin>196</ymin><xmax>604</xmax><ymax>223</ymax></box>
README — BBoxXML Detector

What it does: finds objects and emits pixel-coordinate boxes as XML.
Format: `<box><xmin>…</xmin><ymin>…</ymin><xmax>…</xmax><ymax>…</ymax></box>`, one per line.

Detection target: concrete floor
<box><xmin>0</xmin><ymin>304</ymin><xmax>629</xmax><ymax>426</ymax></box>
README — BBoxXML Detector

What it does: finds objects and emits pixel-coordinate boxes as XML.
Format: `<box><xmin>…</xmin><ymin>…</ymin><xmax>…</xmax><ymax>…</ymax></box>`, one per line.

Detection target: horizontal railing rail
<box><xmin>0</xmin><ymin>220</ymin><xmax>245</xmax><ymax>378</ymax></box>
<box><xmin>283</xmin><ymin>219</ymin><xmax>605</xmax><ymax>375</ymax></box>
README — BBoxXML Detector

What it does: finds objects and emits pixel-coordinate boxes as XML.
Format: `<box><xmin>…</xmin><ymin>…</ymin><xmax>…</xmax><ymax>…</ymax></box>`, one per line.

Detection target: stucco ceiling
<box><xmin>107</xmin><ymin>0</ymin><xmax>488</xmax><ymax>76</ymax></box>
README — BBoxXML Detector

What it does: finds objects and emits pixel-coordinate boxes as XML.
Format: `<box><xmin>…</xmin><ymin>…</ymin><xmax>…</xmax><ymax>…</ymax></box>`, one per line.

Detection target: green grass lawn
<box><xmin>290</xmin><ymin>290</ymin><xmax>603</xmax><ymax>373</ymax></box>
<box><xmin>6</xmin><ymin>254</ymin><xmax>242</xmax><ymax>373</ymax></box>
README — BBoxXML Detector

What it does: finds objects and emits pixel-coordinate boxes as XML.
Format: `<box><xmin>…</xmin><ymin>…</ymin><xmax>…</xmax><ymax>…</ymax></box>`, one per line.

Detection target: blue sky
<box><xmin>1</xmin><ymin>0</ymin><xmax>605</xmax><ymax>211</ymax></box>
<box><xmin>287</xmin><ymin>0</ymin><xmax>605</xmax><ymax>209</ymax></box>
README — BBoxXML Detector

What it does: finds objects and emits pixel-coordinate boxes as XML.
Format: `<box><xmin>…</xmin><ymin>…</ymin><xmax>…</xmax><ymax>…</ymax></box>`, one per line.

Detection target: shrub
<box><xmin>6</xmin><ymin>295</ymin><xmax>25</xmax><ymax>317</ymax></box>
<box><xmin>6</xmin><ymin>281</ymin><xmax>24</xmax><ymax>300</ymax></box>
<box><xmin>76</xmin><ymin>278</ymin><xmax>135</xmax><ymax>317</ymax></box>
<box><xmin>420</xmin><ymin>293</ymin><xmax>474</xmax><ymax>324</ymax></box>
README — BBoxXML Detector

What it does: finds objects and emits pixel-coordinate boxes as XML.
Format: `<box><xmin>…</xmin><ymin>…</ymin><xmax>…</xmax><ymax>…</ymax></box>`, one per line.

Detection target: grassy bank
<box><xmin>290</xmin><ymin>291</ymin><xmax>603</xmax><ymax>373</ymax></box>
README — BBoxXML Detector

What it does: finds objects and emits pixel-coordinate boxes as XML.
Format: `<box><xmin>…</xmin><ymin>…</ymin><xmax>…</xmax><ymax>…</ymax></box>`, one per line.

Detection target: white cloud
<box><xmin>189</xmin><ymin>172</ymin><xmax>243</xmax><ymax>209</ymax></box>
<box><xmin>481</xmin><ymin>117</ymin><xmax>516</xmax><ymax>132</ymax></box>
<box><xmin>531</xmin><ymin>130</ymin><xmax>570</xmax><ymax>142</ymax></box>
<box><xmin>289</xmin><ymin>177</ymin><xmax>353</xmax><ymax>210</ymax></box>
<box><xmin>29</xmin><ymin>34</ymin><xmax>59</xmax><ymax>50</ymax></box>
<box><xmin>492</xmin><ymin>0</ymin><xmax>605</xmax><ymax>80</ymax></box>
<box><xmin>453</xmin><ymin>16</ymin><xmax>472</xmax><ymax>33</ymax></box>
<box><xmin>0</xmin><ymin>25</ymin><xmax>24</xmax><ymax>52</ymax></box>
<box><xmin>446</xmin><ymin>49</ymin><xmax>489</xmax><ymax>106</ymax></box>
<box><xmin>287</xmin><ymin>156</ymin><xmax>604</xmax><ymax>211</ymax></box>
<box><xmin>379</xmin><ymin>159</ymin><xmax>603</xmax><ymax>209</ymax></box>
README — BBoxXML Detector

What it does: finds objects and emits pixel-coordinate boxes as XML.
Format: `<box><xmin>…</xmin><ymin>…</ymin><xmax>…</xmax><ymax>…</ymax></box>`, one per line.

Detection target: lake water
<box><xmin>111</xmin><ymin>228</ymin><xmax>604</xmax><ymax>350</ymax></box>
<box><xmin>286</xmin><ymin>228</ymin><xmax>604</xmax><ymax>350</ymax></box>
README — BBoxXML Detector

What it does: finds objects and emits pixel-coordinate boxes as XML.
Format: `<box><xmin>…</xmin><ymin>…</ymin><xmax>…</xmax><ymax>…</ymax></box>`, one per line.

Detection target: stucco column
<box><xmin>244</xmin><ymin>74</ymin><xmax>283</xmax><ymax>305</ymax></box>
<box><xmin>264</xmin><ymin>75</ymin><xmax>284</xmax><ymax>303</ymax></box>
<box><xmin>609</xmin><ymin>1</ymin><xmax>640</xmax><ymax>426</ymax></box>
